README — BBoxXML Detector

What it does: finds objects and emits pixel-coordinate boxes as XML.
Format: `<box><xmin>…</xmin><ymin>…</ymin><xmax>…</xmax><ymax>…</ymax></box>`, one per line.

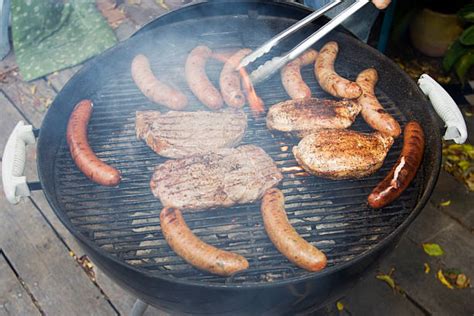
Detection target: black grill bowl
<box><xmin>37</xmin><ymin>1</ymin><xmax>441</xmax><ymax>314</ymax></box>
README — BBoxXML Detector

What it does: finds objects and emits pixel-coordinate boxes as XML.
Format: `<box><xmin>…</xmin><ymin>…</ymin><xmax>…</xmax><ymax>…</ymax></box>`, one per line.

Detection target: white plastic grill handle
<box><xmin>2</xmin><ymin>121</ymin><xmax>35</xmax><ymax>204</ymax></box>
<box><xmin>418</xmin><ymin>74</ymin><xmax>468</xmax><ymax>144</ymax></box>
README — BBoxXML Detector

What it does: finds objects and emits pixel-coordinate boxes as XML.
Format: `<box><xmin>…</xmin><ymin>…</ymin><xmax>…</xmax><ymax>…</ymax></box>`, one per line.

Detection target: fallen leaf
<box><xmin>96</xmin><ymin>0</ymin><xmax>126</xmax><ymax>28</ymax></box>
<box><xmin>376</xmin><ymin>274</ymin><xmax>396</xmax><ymax>289</ymax></box>
<box><xmin>455</xmin><ymin>274</ymin><xmax>470</xmax><ymax>289</ymax></box>
<box><xmin>156</xmin><ymin>0</ymin><xmax>170</xmax><ymax>10</ymax></box>
<box><xmin>422</xmin><ymin>243</ymin><xmax>444</xmax><ymax>256</ymax></box>
<box><xmin>437</xmin><ymin>270</ymin><xmax>454</xmax><ymax>289</ymax></box>
<box><xmin>439</xmin><ymin>200</ymin><xmax>451</xmax><ymax>207</ymax></box>
<box><xmin>336</xmin><ymin>301</ymin><xmax>344</xmax><ymax>311</ymax></box>
<box><xmin>30</xmin><ymin>85</ymin><xmax>37</xmax><ymax>95</ymax></box>
<box><xmin>424</xmin><ymin>263</ymin><xmax>430</xmax><ymax>274</ymax></box>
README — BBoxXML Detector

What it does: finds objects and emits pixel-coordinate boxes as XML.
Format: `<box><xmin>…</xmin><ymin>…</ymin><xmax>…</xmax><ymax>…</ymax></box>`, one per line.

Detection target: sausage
<box><xmin>66</xmin><ymin>100</ymin><xmax>121</xmax><ymax>186</ymax></box>
<box><xmin>239</xmin><ymin>67</ymin><xmax>265</xmax><ymax>116</ymax></box>
<box><xmin>261</xmin><ymin>188</ymin><xmax>327</xmax><ymax>272</ymax></box>
<box><xmin>185</xmin><ymin>45</ymin><xmax>224</xmax><ymax>110</ymax></box>
<box><xmin>314</xmin><ymin>41</ymin><xmax>362</xmax><ymax>99</ymax></box>
<box><xmin>219</xmin><ymin>48</ymin><xmax>252</xmax><ymax>108</ymax></box>
<box><xmin>160</xmin><ymin>207</ymin><xmax>249</xmax><ymax>276</ymax></box>
<box><xmin>356</xmin><ymin>68</ymin><xmax>401</xmax><ymax>137</ymax></box>
<box><xmin>368</xmin><ymin>121</ymin><xmax>425</xmax><ymax>208</ymax></box>
<box><xmin>131</xmin><ymin>54</ymin><xmax>188</xmax><ymax>110</ymax></box>
<box><xmin>281</xmin><ymin>49</ymin><xmax>318</xmax><ymax>100</ymax></box>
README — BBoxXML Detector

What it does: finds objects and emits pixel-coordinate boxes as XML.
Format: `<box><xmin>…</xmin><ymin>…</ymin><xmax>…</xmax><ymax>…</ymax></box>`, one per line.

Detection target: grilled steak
<box><xmin>150</xmin><ymin>145</ymin><xmax>283</xmax><ymax>210</ymax></box>
<box><xmin>266</xmin><ymin>98</ymin><xmax>361</xmax><ymax>137</ymax></box>
<box><xmin>136</xmin><ymin>109</ymin><xmax>247</xmax><ymax>158</ymax></box>
<box><xmin>293</xmin><ymin>129</ymin><xmax>394</xmax><ymax>179</ymax></box>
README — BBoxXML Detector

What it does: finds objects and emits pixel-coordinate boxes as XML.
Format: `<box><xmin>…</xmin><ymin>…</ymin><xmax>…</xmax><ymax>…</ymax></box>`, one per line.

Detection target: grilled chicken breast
<box><xmin>136</xmin><ymin>109</ymin><xmax>247</xmax><ymax>158</ymax></box>
<box><xmin>293</xmin><ymin>129</ymin><xmax>394</xmax><ymax>179</ymax></box>
<box><xmin>266</xmin><ymin>98</ymin><xmax>361</xmax><ymax>137</ymax></box>
<box><xmin>150</xmin><ymin>145</ymin><xmax>283</xmax><ymax>210</ymax></box>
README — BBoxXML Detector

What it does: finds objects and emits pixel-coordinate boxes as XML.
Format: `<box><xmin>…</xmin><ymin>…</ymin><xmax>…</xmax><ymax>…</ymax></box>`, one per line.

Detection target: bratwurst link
<box><xmin>66</xmin><ymin>100</ymin><xmax>121</xmax><ymax>186</ymax></box>
<box><xmin>368</xmin><ymin>121</ymin><xmax>425</xmax><ymax>208</ymax></box>
<box><xmin>315</xmin><ymin>41</ymin><xmax>362</xmax><ymax>99</ymax></box>
<box><xmin>261</xmin><ymin>188</ymin><xmax>327</xmax><ymax>272</ymax></box>
<box><xmin>131</xmin><ymin>54</ymin><xmax>188</xmax><ymax>110</ymax></box>
<box><xmin>185</xmin><ymin>45</ymin><xmax>224</xmax><ymax>110</ymax></box>
<box><xmin>281</xmin><ymin>49</ymin><xmax>318</xmax><ymax>100</ymax></box>
<box><xmin>160</xmin><ymin>207</ymin><xmax>249</xmax><ymax>276</ymax></box>
<box><xmin>356</xmin><ymin>68</ymin><xmax>401</xmax><ymax>137</ymax></box>
<box><xmin>220</xmin><ymin>48</ymin><xmax>252</xmax><ymax>108</ymax></box>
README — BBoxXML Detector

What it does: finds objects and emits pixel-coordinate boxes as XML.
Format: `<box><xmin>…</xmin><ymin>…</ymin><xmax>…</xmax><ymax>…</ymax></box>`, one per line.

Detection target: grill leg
<box><xmin>130</xmin><ymin>299</ymin><xmax>148</xmax><ymax>316</ymax></box>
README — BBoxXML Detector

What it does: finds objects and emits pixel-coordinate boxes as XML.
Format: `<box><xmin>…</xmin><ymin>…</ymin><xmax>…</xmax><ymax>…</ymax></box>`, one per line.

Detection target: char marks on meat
<box><xmin>266</xmin><ymin>98</ymin><xmax>361</xmax><ymax>137</ymax></box>
<box><xmin>150</xmin><ymin>145</ymin><xmax>283</xmax><ymax>210</ymax></box>
<box><xmin>136</xmin><ymin>109</ymin><xmax>247</xmax><ymax>158</ymax></box>
<box><xmin>293</xmin><ymin>129</ymin><xmax>394</xmax><ymax>179</ymax></box>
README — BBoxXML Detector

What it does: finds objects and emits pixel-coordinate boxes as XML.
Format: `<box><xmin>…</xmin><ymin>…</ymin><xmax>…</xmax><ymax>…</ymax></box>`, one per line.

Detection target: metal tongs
<box><xmin>239</xmin><ymin>0</ymin><xmax>371</xmax><ymax>84</ymax></box>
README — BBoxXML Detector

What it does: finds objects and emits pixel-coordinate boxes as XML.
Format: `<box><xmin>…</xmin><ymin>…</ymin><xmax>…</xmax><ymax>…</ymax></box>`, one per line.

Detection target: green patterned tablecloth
<box><xmin>12</xmin><ymin>0</ymin><xmax>117</xmax><ymax>81</ymax></box>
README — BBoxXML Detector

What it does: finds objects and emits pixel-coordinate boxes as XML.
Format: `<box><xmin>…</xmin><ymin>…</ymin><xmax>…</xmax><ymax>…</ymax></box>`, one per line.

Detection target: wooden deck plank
<box><xmin>0</xmin><ymin>254</ymin><xmax>41</xmax><ymax>316</ymax></box>
<box><xmin>45</xmin><ymin>67</ymin><xmax>80</xmax><ymax>93</ymax></box>
<box><xmin>379</xmin><ymin>205</ymin><xmax>474</xmax><ymax>316</ymax></box>
<box><xmin>0</xmin><ymin>73</ymin><xmax>56</xmax><ymax>129</ymax></box>
<box><xmin>0</xmin><ymin>92</ymin><xmax>29</xmax><ymax>154</ymax></box>
<box><xmin>0</xmin><ymin>181</ymin><xmax>117</xmax><ymax>315</ymax></box>
<box><xmin>426</xmin><ymin>170</ymin><xmax>474</xmax><ymax>231</ymax></box>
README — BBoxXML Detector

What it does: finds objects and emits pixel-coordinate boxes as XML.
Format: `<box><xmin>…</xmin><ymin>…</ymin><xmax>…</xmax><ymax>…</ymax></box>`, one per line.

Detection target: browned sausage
<box><xmin>219</xmin><ymin>48</ymin><xmax>252</xmax><ymax>108</ymax></box>
<box><xmin>281</xmin><ymin>49</ymin><xmax>318</xmax><ymax>100</ymax></box>
<box><xmin>356</xmin><ymin>68</ymin><xmax>401</xmax><ymax>138</ymax></box>
<box><xmin>131</xmin><ymin>54</ymin><xmax>188</xmax><ymax>110</ymax></box>
<box><xmin>261</xmin><ymin>188</ymin><xmax>327</xmax><ymax>272</ymax></box>
<box><xmin>66</xmin><ymin>100</ymin><xmax>121</xmax><ymax>186</ymax></box>
<box><xmin>315</xmin><ymin>42</ymin><xmax>362</xmax><ymax>99</ymax></box>
<box><xmin>368</xmin><ymin>121</ymin><xmax>425</xmax><ymax>208</ymax></box>
<box><xmin>185</xmin><ymin>46</ymin><xmax>224</xmax><ymax>110</ymax></box>
<box><xmin>160</xmin><ymin>207</ymin><xmax>249</xmax><ymax>276</ymax></box>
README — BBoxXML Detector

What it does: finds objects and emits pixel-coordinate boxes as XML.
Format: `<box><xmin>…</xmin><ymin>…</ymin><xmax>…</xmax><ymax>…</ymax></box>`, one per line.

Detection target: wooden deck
<box><xmin>1</xmin><ymin>1</ymin><xmax>473</xmax><ymax>315</ymax></box>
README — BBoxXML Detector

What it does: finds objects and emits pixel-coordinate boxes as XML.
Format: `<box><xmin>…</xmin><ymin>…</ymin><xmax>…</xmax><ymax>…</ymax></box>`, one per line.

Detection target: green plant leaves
<box><xmin>455</xmin><ymin>50</ymin><xmax>474</xmax><ymax>83</ymax></box>
<box><xmin>460</xmin><ymin>25</ymin><xmax>474</xmax><ymax>45</ymax></box>
<box><xmin>458</xmin><ymin>3</ymin><xmax>474</xmax><ymax>23</ymax></box>
<box><xmin>443</xmin><ymin>40</ymin><xmax>468</xmax><ymax>71</ymax></box>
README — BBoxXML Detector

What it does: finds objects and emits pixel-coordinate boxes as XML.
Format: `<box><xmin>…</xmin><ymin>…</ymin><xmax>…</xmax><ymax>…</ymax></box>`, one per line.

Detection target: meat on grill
<box><xmin>136</xmin><ymin>109</ymin><xmax>247</xmax><ymax>158</ymax></box>
<box><xmin>150</xmin><ymin>145</ymin><xmax>283</xmax><ymax>210</ymax></box>
<box><xmin>266</xmin><ymin>98</ymin><xmax>361</xmax><ymax>137</ymax></box>
<box><xmin>293</xmin><ymin>129</ymin><xmax>394</xmax><ymax>179</ymax></box>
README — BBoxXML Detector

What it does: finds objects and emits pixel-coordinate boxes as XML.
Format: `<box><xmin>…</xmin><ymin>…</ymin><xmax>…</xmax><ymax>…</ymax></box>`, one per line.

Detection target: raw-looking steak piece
<box><xmin>150</xmin><ymin>145</ymin><xmax>283</xmax><ymax>210</ymax></box>
<box><xmin>136</xmin><ymin>109</ymin><xmax>247</xmax><ymax>158</ymax></box>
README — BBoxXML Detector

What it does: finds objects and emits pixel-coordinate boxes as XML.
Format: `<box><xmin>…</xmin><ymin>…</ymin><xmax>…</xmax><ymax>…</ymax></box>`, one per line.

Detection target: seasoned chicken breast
<box><xmin>266</xmin><ymin>98</ymin><xmax>361</xmax><ymax>137</ymax></box>
<box><xmin>293</xmin><ymin>129</ymin><xmax>394</xmax><ymax>179</ymax></box>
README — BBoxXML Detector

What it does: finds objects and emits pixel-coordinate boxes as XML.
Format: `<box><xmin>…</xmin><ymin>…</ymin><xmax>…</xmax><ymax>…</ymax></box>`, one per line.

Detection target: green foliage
<box><xmin>443</xmin><ymin>3</ymin><xmax>474</xmax><ymax>83</ymax></box>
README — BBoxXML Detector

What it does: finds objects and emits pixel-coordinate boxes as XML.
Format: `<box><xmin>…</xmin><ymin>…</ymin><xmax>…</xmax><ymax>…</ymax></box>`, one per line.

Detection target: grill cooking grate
<box><xmin>53</xmin><ymin>27</ymin><xmax>420</xmax><ymax>285</ymax></box>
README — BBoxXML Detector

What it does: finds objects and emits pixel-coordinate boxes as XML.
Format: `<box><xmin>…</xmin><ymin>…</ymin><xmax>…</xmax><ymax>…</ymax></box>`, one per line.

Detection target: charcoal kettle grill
<box><xmin>2</xmin><ymin>1</ymin><xmax>468</xmax><ymax>314</ymax></box>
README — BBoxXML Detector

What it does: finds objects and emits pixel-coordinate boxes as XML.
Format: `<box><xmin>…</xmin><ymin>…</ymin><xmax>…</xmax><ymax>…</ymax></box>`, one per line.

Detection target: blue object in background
<box><xmin>0</xmin><ymin>0</ymin><xmax>11</xmax><ymax>60</ymax></box>
<box><xmin>304</xmin><ymin>0</ymin><xmax>380</xmax><ymax>42</ymax></box>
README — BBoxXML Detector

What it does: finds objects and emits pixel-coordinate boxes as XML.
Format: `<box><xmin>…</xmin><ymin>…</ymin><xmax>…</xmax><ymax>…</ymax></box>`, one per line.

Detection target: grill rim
<box><xmin>36</xmin><ymin>0</ymin><xmax>442</xmax><ymax>290</ymax></box>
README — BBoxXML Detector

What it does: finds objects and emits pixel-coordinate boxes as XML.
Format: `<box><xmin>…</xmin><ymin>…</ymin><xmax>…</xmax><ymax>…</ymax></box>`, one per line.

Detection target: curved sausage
<box><xmin>131</xmin><ymin>54</ymin><xmax>188</xmax><ymax>110</ymax></box>
<box><xmin>281</xmin><ymin>49</ymin><xmax>318</xmax><ymax>100</ymax></box>
<box><xmin>357</xmin><ymin>68</ymin><xmax>401</xmax><ymax>137</ymax></box>
<box><xmin>66</xmin><ymin>100</ymin><xmax>121</xmax><ymax>186</ymax></box>
<box><xmin>160</xmin><ymin>207</ymin><xmax>249</xmax><ymax>276</ymax></box>
<box><xmin>368</xmin><ymin>121</ymin><xmax>425</xmax><ymax>208</ymax></box>
<box><xmin>219</xmin><ymin>48</ymin><xmax>252</xmax><ymax>108</ymax></box>
<box><xmin>185</xmin><ymin>46</ymin><xmax>224</xmax><ymax>110</ymax></box>
<box><xmin>261</xmin><ymin>188</ymin><xmax>327</xmax><ymax>272</ymax></box>
<box><xmin>315</xmin><ymin>41</ymin><xmax>362</xmax><ymax>99</ymax></box>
